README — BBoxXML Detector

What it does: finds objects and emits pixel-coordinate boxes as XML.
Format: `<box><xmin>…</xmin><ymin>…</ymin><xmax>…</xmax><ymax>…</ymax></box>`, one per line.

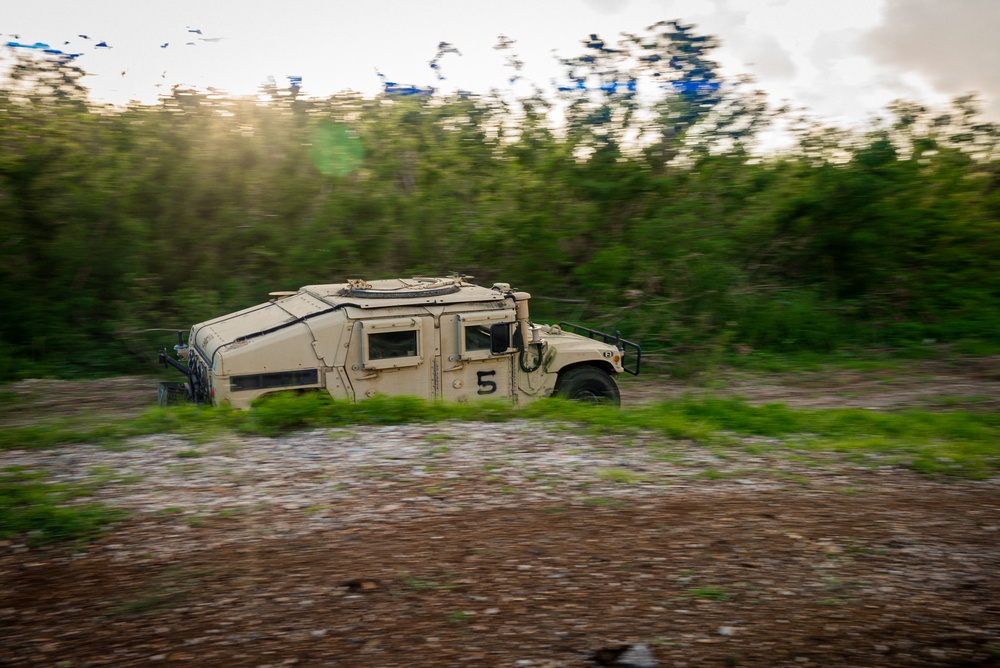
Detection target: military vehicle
<box><xmin>158</xmin><ymin>276</ymin><xmax>640</xmax><ymax>409</ymax></box>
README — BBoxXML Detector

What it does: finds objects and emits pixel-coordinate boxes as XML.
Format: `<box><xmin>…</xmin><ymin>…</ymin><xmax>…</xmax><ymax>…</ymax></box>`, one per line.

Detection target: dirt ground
<box><xmin>615</xmin><ymin>354</ymin><xmax>1000</xmax><ymax>412</ymax></box>
<box><xmin>2</xmin><ymin>358</ymin><xmax>1000</xmax><ymax>667</ymax></box>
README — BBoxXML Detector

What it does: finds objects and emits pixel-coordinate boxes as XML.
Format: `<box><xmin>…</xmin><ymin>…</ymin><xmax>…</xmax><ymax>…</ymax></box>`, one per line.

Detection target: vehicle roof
<box><xmin>299</xmin><ymin>277</ymin><xmax>508</xmax><ymax>309</ymax></box>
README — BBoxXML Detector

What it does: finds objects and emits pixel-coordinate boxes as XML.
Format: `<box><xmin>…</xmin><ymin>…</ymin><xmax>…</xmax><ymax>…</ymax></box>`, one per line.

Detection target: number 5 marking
<box><xmin>477</xmin><ymin>370</ymin><xmax>497</xmax><ymax>395</ymax></box>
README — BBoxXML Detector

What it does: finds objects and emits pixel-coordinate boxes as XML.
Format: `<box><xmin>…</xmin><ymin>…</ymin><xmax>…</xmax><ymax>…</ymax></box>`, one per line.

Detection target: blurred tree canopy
<box><xmin>0</xmin><ymin>24</ymin><xmax>998</xmax><ymax>379</ymax></box>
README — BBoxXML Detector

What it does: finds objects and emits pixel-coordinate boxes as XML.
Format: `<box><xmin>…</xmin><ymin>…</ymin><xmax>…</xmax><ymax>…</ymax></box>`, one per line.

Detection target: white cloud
<box><xmin>3</xmin><ymin>0</ymin><xmax>993</xmax><ymax>127</ymax></box>
<box><xmin>862</xmin><ymin>0</ymin><xmax>1000</xmax><ymax>118</ymax></box>
<box><xmin>582</xmin><ymin>0</ymin><xmax>633</xmax><ymax>16</ymax></box>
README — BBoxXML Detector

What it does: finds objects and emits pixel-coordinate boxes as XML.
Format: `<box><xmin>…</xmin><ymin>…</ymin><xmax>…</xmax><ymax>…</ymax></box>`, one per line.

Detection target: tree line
<box><xmin>1</xmin><ymin>22</ymin><xmax>998</xmax><ymax>379</ymax></box>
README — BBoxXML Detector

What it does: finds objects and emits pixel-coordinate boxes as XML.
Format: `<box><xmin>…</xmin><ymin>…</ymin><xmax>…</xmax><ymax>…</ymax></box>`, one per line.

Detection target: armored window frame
<box><xmin>457</xmin><ymin>311</ymin><xmax>514</xmax><ymax>361</ymax></box>
<box><xmin>362</xmin><ymin>318</ymin><xmax>422</xmax><ymax>370</ymax></box>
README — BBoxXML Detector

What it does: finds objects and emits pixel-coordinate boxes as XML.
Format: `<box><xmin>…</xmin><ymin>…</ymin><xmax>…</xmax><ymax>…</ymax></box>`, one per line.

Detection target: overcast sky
<box><xmin>3</xmin><ymin>0</ymin><xmax>998</xmax><ymax>128</ymax></box>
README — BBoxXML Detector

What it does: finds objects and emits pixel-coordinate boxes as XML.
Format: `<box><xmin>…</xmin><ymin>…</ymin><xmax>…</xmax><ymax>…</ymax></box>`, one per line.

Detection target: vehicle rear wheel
<box><xmin>553</xmin><ymin>366</ymin><xmax>621</xmax><ymax>406</ymax></box>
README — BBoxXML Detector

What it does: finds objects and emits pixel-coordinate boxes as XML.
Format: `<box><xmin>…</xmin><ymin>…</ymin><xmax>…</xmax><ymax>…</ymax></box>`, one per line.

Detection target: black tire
<box><xmin>553</xmin><ymin>366</ymin><xmax>621</xmax><ymax>406</ymax></box>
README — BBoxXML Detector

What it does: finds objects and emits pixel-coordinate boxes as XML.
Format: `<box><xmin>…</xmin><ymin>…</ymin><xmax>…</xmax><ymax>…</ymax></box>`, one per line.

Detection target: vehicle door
<box><xmin>439</xmin><ymin>310</ymin><xmax>515</xmax><ymax>402</ymax></box>
<box><xmin>344</xmin><ymin>315</ymin><xmax>438</xmax><ymax>400</ymax></box>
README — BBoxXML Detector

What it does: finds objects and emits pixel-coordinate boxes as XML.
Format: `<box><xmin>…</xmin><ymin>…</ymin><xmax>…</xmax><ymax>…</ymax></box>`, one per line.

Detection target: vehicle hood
<box><xmin>540</xmin><ymin>326</ymin><xmax>624</xmax><ymax>372</ymax></box>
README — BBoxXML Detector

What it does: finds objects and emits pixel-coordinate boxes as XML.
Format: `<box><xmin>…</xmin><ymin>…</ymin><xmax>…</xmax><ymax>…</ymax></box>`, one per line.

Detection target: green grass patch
<box><xmin>110</xmin><ymin>589</ymin><xmax>189</xmax><ymax>616</ymax></box>
<box><xmin>235</xmin><ymin>392</ymin><xmax>516</xmax><ymax>436</ymax></box>
<box><xmin>3</xmin><ymin>391</ymin><xmax>997</xmax><ymax>480</ymax></box>
<box><xmin>80</xmin><ymin>467</ymin><xmax>143</xmax><ymax>492</ymax></box>
<box><xmin>689</xmin><ymin>586</ymin><xmax>731</xmax><ymax>601</ymax></box>
<box><xmin>2</xmin><ymin>423</ymin><xmax>96</xmax><ymax>450</ymax></box>
<box><xmin>954</xmin><ymin>339</ymin><xmax>1000</xmax><ymax>356</ymax></box>
<box><xmin>596</xmin><ymin>468</ymin><xmax>649</xmax><ymax>484</ymax></box>
<box><xmin>0</xmin><ymin>390</ymin><xmax>23</xmax><ymax>407</ymax></box>
<box><xmin>218</xmin><ymin>506</ymin><xmax>251</xmax><ymax>518</ymax></box>
<box><xmin>0</xmin><ymin>467</ymin><xmax>127</xmax><ymax>546</ymax></box>
<box><xmin>1</xmin><ymin>403</ymin><xmax>237</xmax><ymax>451</ymax></box>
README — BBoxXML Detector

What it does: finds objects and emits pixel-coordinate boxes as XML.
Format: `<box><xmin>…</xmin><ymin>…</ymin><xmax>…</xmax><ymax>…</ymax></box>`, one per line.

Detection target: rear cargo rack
<box><xmin>558</xmin><ymin>321</ymin><xmax>641</xmax><ymax>376</ymax></box>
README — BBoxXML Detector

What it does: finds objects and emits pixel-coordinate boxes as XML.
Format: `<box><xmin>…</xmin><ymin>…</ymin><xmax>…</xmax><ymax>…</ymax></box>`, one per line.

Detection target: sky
<box><xmin>3</xmin><ymin>0</ymin><xmax>999</xmax><ymax>131</ymax></box>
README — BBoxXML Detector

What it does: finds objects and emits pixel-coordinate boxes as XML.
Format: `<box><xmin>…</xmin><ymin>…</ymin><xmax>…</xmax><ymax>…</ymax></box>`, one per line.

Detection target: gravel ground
<box><xmin>2</xmin><ymin>361</ymin><xmax>999</xmax><ymax>667</ymax></box>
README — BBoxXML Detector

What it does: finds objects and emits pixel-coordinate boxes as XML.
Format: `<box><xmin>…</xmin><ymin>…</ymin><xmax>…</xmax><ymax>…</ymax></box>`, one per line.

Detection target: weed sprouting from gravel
<box><xmin>596</xmin><ymin>468</ymin><xmax>649</xmax><ymax>484</ymax></box>
<box><xmin>401</xmin><ymin>573</ymin><xmax>459</xmax><ymax>591</ymax></box>
<box><xmin>689</xmin><ymin>586</ymin><xmax>731</xmax><ymax>601</ymax></box>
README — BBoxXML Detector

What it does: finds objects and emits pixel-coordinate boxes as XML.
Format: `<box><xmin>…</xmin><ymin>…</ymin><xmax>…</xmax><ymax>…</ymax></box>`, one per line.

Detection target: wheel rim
<box><xmin>574</xmin><ymin>389</ymin><xmax>604</xmax><ymax>403</ymax></box>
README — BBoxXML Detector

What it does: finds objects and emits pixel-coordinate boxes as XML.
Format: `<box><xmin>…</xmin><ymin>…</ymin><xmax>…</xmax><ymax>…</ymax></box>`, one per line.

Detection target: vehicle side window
<box><xmin>362</xmin><ymin>318</ymin><xmax>424</xmax><ymax>370</ymax></box>
<box><xmin>231</xmin><ymin>369</ymin><xmax>320</xmax><ymax>392</ymax></box>
<box><xmin>369</xmin><ymin>330</ymin><xmax>418</xmax><ymax>360</ymax></box>
<box><xmin>457</xmin><ymin>311</ymin><xmax>516</xmax><ymax>361</ymax></box>
<box><xmin>464</xmin><ymin>325</ymin><xmax>492</xmax><ymax>351</ymax></box>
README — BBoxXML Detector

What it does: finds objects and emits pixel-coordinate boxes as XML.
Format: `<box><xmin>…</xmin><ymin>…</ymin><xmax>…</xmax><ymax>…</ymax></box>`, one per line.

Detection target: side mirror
<box><xmin>490</xmin><ymin>322</ymin><xmax>512</xmax><ymax>354</ymax></box>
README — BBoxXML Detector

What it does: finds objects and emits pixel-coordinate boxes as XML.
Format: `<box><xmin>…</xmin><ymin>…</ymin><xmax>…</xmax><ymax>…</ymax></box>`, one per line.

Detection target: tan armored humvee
<box><xmin>158</xmin><ymin>276</ymin><xmax>640</xmax><ymax>409</ymax></box>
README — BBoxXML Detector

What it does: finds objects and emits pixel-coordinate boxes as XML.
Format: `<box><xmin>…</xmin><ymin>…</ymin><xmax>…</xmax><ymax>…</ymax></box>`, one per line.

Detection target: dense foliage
<box><xmin>1</xmin><ymin>23</ymin><xmax>998</xmax><ymax>379</ymax></box>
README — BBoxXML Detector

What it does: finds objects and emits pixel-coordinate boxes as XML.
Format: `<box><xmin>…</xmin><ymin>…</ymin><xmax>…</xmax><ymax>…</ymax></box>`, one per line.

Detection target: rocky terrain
<box><xmin>2</xmin><ymin>359</ymin><xmax>999</xmax><ymax>667</ymax></box>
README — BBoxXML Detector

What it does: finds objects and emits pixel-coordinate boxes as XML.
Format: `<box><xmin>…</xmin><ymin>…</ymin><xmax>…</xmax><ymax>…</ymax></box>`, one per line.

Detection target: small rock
<box><xmin>618</xmin><ymin>643</ymin><xmax>656</xmax><ymax>668</ymax></box>
<box><xmin>718</xmin><ymin>626</ymin><xmax>736</xmax><ymax>636</ymax></box>
<box><xmin>341</xmin><ymin>578</ymin><xmax>380</xmax><ymax>592</ymax></box>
